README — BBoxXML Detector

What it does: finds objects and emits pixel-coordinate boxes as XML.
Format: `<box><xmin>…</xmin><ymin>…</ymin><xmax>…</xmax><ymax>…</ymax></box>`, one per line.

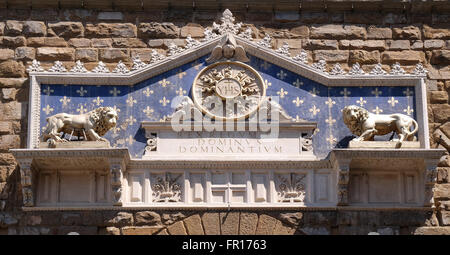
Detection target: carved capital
<box><xmin>17</xmin><ymin>158</ymin><xmax>34</xmax><ymax>207</ymax></box>
<box><xmin>109</xmin><ymin>160</ymin><xmax>125</xmax><ymax>206</ymax></box>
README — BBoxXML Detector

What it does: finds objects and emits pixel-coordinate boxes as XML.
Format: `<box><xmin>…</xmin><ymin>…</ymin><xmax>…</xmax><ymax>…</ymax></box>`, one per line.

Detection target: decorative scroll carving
<box><xmin>151</xmin><ymin>173</ymin><xmax>182</xmax><ymax>202</ymax></box>
<box><xmin>144</xmin><ymin>133</ymin><xmax>157</xmax><ymax>155</ymax></box>
<box><xmin>185</xmin><ymin>35</ymin><xmax>200</xmax><ymax>49</ymax></box>
<box><xmin>349</xmin><ymin>63</ymin><xmax>365</xmax><ymax>75</ymax></box>
<box><xmin>27</xmin><ymin>59</ymin><xmax>44</xmax><ymax>72</ymax></box>
<box><xmin>238</xmin><ymin>27</ymin><xmax>253</xmax><ymax>40</ymax></box>
<box><xmin>150</xmin><ymin>50</ymin><xmax>165</xmax><ymax>64</ymax></box>
<box><xmin>412</xmin><ymin>63</ymin><xmax>428</xmax><ymax>76</ymax></box>
<box><xmin>370</xmin><ymin>63</ymin><xmax>387</xmax><ymax>75</ymax></box>
<box><xmin>112</xmin><ymin>61</ymin><xmax>129</xmax><ymax>74</ymax></box>
<box><xmin>257</xmin><ymin>34</ymin><xmax>272</xmax><ymax>48</ymax></box>
<box><xmin>390</xmin><ymin>62</ymin><xmax>406</xmax><ymax>75</ymax></box>
<box><xmin>213</xmin><ymin>9</ymin><xmax>242</xmax><ymax>35</ymax></box>
<box><xmin>206</xmin><ymin>33</ymin><xmax>249</xmax><ymax>63</ymax></box>
<box><xmin>131</xmin><ymin>56</ymin><xmax>147</xmax><ymax>71</ymax></box>
<box><xmin>201</xmin><ymin>28</ymin><xmax>219</xmax><ymax>42</ymax></box>
<box><xmin>275</xmin><ymin>42</ymin><xmax>290</xmax><ymax>57</ymax></box>
<box><xmin>48</xmin><ymin>61</ymin><xmax>67</xmax><ymax>72</ymax></box>
<box><xmin>276</xmin><ymin>173</ymin><xmax>306</xmax><ymax>202</ymax></box>
<box><xmin>312</xmin><ymin>59</ymin><xmax>327</xmax><ymax>72</ymax></box>
<box><xmin>70</xmin><ymin>60</ymin><xmax>88</xmax><ymax>73</ymax></box>
<box><xmin>342</xmin><ymin>105</ymin><xmax>418</xmax><ymax>148</ymax></box>
<box><xmin>167</xmin><ymin>42</ymin><xmax>184</xmax><ymax>56</ymax></box>
<box><xmin>92</xmin><ymin>61</ymin><xmax>110</xmax><ymax>73</ymax></box>
<box><xmin>330</xmin><ymin>63</ymin><xmax>345</xmax><ymax>75</ymax></box>
<box><xmin>110</xmin><ymin>163</ymin><xmax>123</xmax><ymax>206</ymax></box>
<box><xmin>41</xmin><ymin>107</ymin><xmax>118</xmax><ymax>145</ymax></box>
<box><xmin>292</xmin><ymin>50</ymin><xmax>308</xmax><ymax>64</ymax></box>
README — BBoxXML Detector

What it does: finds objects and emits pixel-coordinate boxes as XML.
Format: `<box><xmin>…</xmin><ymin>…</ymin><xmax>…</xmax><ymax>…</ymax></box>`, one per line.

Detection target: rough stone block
<box><xmin>75</xmin><ymin>48</ymin><xmax>98</xmax><ymax>62</ymax></box>
<box><xmin>431</xmin><ymin>50</ymin><xmax>450</xmax><ymax>65</ymax></box>
<box><xmin>413</xmin><ymin>227</ymin><xmax>450</xmax><ymax>235</ymax></box>
<box><xmin>2</xmin><ymin>88</ymin><xmax>17</xmax><ymax>101</ymax></box>
<box><xmin>0</xmin><ymin>61</ymin><xmax>25</xmax><ymax>78</ymax></box>
<box><xmin>167</xmin><ymin>221</ymin><xmax>187</xmax><ymax>235</ymax></box>
<box><xmin>135</xmin><ymin>211</ymin><xmax>161</xmax><ymax>226</ymax></box>
<box><xmin>255</xmin><ymin>214</ymin><xmax>278</xmax><ymax>235</ymax></box>
<box><xmin>387</xmin><ymin>40</ymin><xmax>410</xmax><ymax>50</ymax></box>
<box><xmin>290</xmin><ymin>26</ymin><xmax>309</xmax><ymax>38</ymax></box>
<box><xmin>68</xmin><ymin>38</ymin><xmax>91</xmax><ymax>48</ymax></box>
<box><xmin>112</xmin><ymin>38</ymin><xmax>147</xmax><ymax>48</ymax></box>
<box><xmin>162</xmin><ymin>212</ymin><xmax>186</xmax><ymax>225</ymax></box>
<box><xmin>381</xmin><ymin>50</ymin><xmax>425</xmax><ymax>65</ymax></box>
<box><xmin>0</xmin><ymin>49</ymin><xmax>14</xmax><ymax>61</ymax></box>
<box><xmin>201</xmin><ymin>212</ymin><xmax>220</xmax><ymax>235</ymax></box>
<box><xmin>425</xmin><ymin>40</ymin><xmax>445</xmax><ymax>50</ymax></box>
<box><xmin>27</xmin><ymin>37</ymin><xmax>68</xmax><ymax>47</ymax></box>
<box><xmin>340</xmin><ymin>40</ymin><xmax>386</xmax><ymax>51</ymax></box>
<box><xmin>313</xmin><ymin>50</ymin><xmax>349</xmax><ymax>63</ymax></box>
<box><xmin>239</xmin><ymin>212</ymin><xmax>258</xmax><ymax>235</ymax></box>
<box><xmin>0</xmin><ymin>135</ymin><xmax>20</xmax><ymax>151</ymax></box>
<box><xmin>138</xmin><ymin>22</ymin><xmax>179</xmax><ymax>39</ymax></box>
<box><xmin>48</xmin><ymin>22</ymin><xmax>84</xmax><ymax>38</ymax></box>
<box><xmin>440</xmin><ymin>211</ymin><xmax>450</xmax><ymax>226</ymax></box>
<box><xmin>0</xmin><ymin>23</ymin><xmax>4</xmax><ymax>36</ymax></box>
<box><xmin>147</xmin><ymin>39</ymin><xmax>164</xmax><ymax>48</ymax></box>
<box><xmin>89</xmin><ymin>39</ymin><xmax>111</xmax><ymax>50</ymax></box>
<box><xmin>0</xmin><ymin>36</ymin><xmax>26</xmax><ymax>47</ymax></box>
<box><xmin>423</xmin><ymin>25</ymin><xmax>450</xmax><ymax>39</ymax></box>
<box><xmin>23</xmin><ymin>21</ymin><xmax>47</xmax><ymax>37</ymax></box>
<box><xmin>303</xmin><ymin>39</ymin><xmax>338</xmax><ymax>50</ymax></box>
<box><xmin>122</xmin><ymin>226</ymin><xmax>163</xmax><ymax>235</ymax></box>
<box><xmin>349</xmin><ymin>50</ymin><xmax>380</xmax><ymax>64</ymax></box>
<box><xmin>5</xmin><ymin>21</ymin><xmax>23</xmax><ymax>36</ymax></box>
<box><xmin>183</xmin><ymin>214</ymin><xmax>204</xmax><ymax>235</ymax></box>
<box><xmin>62</xmin><ymin>213</ymin><xmax>82</xmax><ymax>226</ymax></box>
<box><xmin>430</xmin><ymin>91</ymin><xmax>449</xmax><ymax>104</ymax></box>
<box><xmin>0</xmin><ymin>122</ymin><xmax>12</xmax><ymax>135</ymax></box>
<box><xmin>411</xmin><ymin>41</ymin><xmax>424</xmax><ymax>50</ymax></box>
<box><xmin>15</xmin><ymin>47</ymin><xmax>35</xmax><ymax>61</ymax></box>
<box><xmin>432</xmin><ymin>104</ymin><xmax>450</xmax><ymax>123</ymax></box>
<box><xmin>180</xmin><ymin>23</ymin><xmax>204</xmax><ymax>38</ymax></box>
<box><xmin>99</xmin><ymin>49</ymin><xmax>129</xmax><ymax>62</ymax></box>
<box><xmin>220</xmin><ymin>212</ymin><xmax>239</xmax><ymax>235</ymax></box>
<box><xmin>392</xmin><ymin>26</ymin><xmax>421</xmax><ymax>40</ymax></box>
<box><xmin>440</xmin><ymin>122</ymin><xmax>450</xmax><ymax>139</ymax></box>
<box><xmin>273</xmin><ymin>220</ymin><xmax>296</xmax><ymax>235</ymax></box>
<box><xmin>279</xmin><ymin>212</ymin><xmax>303</xmax><ymax>226</ymax></box>
<box><xmin>86</xmin><ymin>23</ymin><xmax>136</xmax><ymax>38</ymax></box>
<box><xmin>434</xmin><ymin>184</ymin><xmax>450</xmax><ymax>200</ymax></box>
<box><xmin>106</xmin><ymin>212</ymin><xmax>133</xmax><ymax>227</ymax></box>
<box><xmin>36</xmin><ymin>47</ymin><xmax>75</xmax><ymax>61</ymax></box>
<box><xmin>367</xmin><ymin>26</ymin><xmax>392</xmax><ymax>39</ymax></box>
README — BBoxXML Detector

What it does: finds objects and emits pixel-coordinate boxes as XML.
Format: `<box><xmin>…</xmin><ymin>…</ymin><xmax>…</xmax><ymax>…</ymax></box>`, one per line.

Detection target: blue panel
<box><xmin>40</xmin><ymin>55</ymin><xmax>417</xmax><ymax>158</ymax></box>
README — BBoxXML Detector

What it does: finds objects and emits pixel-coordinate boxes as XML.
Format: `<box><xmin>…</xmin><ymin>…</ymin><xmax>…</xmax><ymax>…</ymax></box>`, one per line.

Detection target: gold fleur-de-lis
<box><xmin>112</xmin><ymin>105</ymin><xmax>121</xmax><ymax>113</ymax></box>
<box><xmin>59</xmin><ymin>96</ymin><xmax>71</xmax><ymax>106</ymax></box>
<box><xmin>177</xmin><ymin>69</ymin><xmax>187</xmax><ymax>79</ymax></box>
<box><xmin>403</xmin><ymin>88</ymin><xmax>413</xmax><ymax>97</ymax></box>
<box><xmin>42</xmin><ymin>105</ymin><xmax>54</xmax><ymax>115</ymax></box>
<box><xmin>125</xmin><ymin>135</ymin><xmax>135</xmax><ymax>145</ymax></box>
<box><xmin>340</xmin><ymin>88</ymin><xmax>351</xmax><ymax>97</ymax></box>
<box><xmin>176</xmin><ymin>87</ymin><xmax>187</xmax><ymax>96</ymax></box>
<box><xmin>110</xmin><ymin>87</ymin><xmax>121</xmax><ymax>97</ymax></box>
<box><xmin>143</xmin><ymin>87</ymin><xmax>154</xmax><ymax>97</ymax></box>
<box><xmin>92</xmin><ymin>96</ymin><xmax>104</xmax><ymax>106</ymax></box>
<box><xmin>292</xmin><ymin>97</ymin><xmax>304</xmax><ymax>107</ymax></box>
<box><xmin>125</xmin><ymin>115</ymin><xmax>137</xmax><ymax>126</ymax></box>
<box><xmin>356</xmin><ymin>97</ymin><xmax>367</xmax><ymax>107</ymax></box>
<box><xmin>371</xmin><ymin>88</ymin><xmax>382</xmax><ymax>97</ymax></box>
<box><xmin>43</xmin><ymin>86</ymin><xmax>54</xmax><ymax>96</ymax></box>
<box><xmin>325</xmin><ymin>97</ymin><xmax>336</xmax><ymax>108</ymax></box>
<box><xmin>326</xmin><ymin>134</ymin><xmax>337</xmax><ymax>145</ymax></box>
<box><xmin>159</xmin><ymin>78</ymin><xmax>171</xmax><ymax>88</ymax></box>
<box><xmin>76</xmin><ymin>86</ymin><xmax>88</xmax><ymax>96</ymax></box>
<box><xmin>77</xmin><ymin>104</ymin><xmax>88</xmax><ymax>114</ymax></box>
<box><xmin>126</xmin><ymin>96</ymin><xmax>137</xmax><ymax>107</ymax></box>
<box><xmin>277</xmin><ymin>88</ymin><xmax>288</xmax><ymax>98</ymax></box>
<box><xmin>293</xmin><ymin>79</ymin><xmax>303</xmax><ymax>88</ymax></box>
<box><xmin>265</xmin><ymin>79</ymin><xmax>272</xmax><ymax>88</ymax></box>
<box><xmin>404</xmin><ymin>106</ymin><xmax>414</xmax><ymax>115</ymax></box>
<box><xmin>325</xmin><ymin>116</ymin><xmax>336</xmax><ymax>126</ymax></box>
<box><xmin>309</xmin><ymin>87</ymin><xmax>319</xmax><ymax>97</ymax></box>
<box><xmin>159</xmin><ymin>96</ymin><xmax>170</xmax><ymax>106</ymax></box>
<box><xmin>309</xmin><ymin>105</ymin><xmax>320</xmax><ymax>116</ymax></box>
<box><xmin>277</xmin><ymin>70</ymin><xmax>287</xmax><ymax>80</ymax></box>
<box><xmin>388</xmin><ymin>97</ymin><xmax>398</xmax><ymax>107</ymax></box>
<box><xmin>372</xmin><ymin>106</ymin><xmax>383</xmax><ymax>114</ymax></box>
<box><xmin>143</xmin><ymin>106</ymin><xmax>154</xmax><ymax>118</ymax></box>
<box><xmin>261</xmin><ymin>61</ymin><xmax>271</xmax><ymax>70</ymax></box>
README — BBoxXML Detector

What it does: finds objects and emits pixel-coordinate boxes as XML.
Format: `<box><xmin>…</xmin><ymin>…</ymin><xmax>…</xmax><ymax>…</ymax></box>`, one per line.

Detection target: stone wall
<box><xmin>0</xmin><ymin>7</ymin><xmax>449</xmax><ymax>234</ymax></box>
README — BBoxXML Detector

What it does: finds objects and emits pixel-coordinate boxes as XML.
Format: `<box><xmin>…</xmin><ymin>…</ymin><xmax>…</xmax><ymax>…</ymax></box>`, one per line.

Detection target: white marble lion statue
<box><xmin>41</xmin><ymin>106</ymin><xmax>118</xmax><ymax>143</ymax></box>
<box><xmin>342</xmin><ymin>105</ymin><xmax>418</xmax><ymax>148</ymax></box>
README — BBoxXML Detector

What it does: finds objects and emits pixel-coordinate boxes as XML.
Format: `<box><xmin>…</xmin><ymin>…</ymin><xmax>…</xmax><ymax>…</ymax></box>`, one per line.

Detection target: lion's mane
<box><xmin>342</xmin><ymin>105</ymin><xmax>369</xmax><ymax>136</ymax></box>
<box><xmin>89</xmin><ymin>107</ymin><xmax>118</xmax><ymax>136</ymax></box>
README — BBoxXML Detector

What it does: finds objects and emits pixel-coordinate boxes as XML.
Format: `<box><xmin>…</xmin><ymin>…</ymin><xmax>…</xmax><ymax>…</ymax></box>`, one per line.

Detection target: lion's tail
<box><xmin>407</xmin><ymin>118</ymin><xmax>419</xmax><ymax>139</ymax></box>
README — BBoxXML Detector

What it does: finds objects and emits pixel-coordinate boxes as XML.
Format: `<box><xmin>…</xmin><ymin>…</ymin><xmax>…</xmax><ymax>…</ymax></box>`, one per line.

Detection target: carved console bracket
<box><xmin>331</xmin><ymin>149</ymin><xmax>444</xmax><ymax>207</ymax></box>
<box><xmin>11</xmin><ymin>148</ymin><xmax>130</xmax><ymax>208</ymax></box>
